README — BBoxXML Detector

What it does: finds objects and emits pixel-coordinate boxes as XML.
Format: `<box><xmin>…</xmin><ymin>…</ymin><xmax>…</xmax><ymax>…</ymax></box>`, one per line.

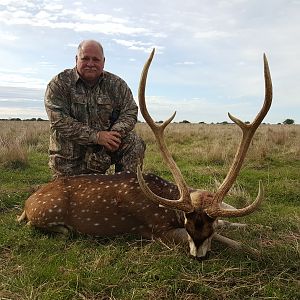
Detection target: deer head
<box><xmin>137</xmin><ymin>49</ymin><xmax>272</xmax><ymax>258</ymax></box>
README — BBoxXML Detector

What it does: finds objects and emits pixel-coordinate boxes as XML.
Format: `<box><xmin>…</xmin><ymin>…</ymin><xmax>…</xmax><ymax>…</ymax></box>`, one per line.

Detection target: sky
<box><xmin>0</xmin><ymin>0</ymin><xmax>299</xmax><ymax>124</ymax></box>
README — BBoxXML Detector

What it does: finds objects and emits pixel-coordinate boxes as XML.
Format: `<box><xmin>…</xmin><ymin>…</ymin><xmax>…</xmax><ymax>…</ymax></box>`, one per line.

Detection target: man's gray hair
<box><xmin>77</xmin><ymin>40</ymin><xmax>104</xmax><ymax>57</ymax></box>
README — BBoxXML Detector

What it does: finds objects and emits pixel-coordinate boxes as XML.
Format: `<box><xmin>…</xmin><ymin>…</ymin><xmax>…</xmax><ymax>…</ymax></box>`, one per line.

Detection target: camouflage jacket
<box><xmin>44</xmin><ymin>67</ymin><xmax>138</xmax><ymax>174</ymax></box>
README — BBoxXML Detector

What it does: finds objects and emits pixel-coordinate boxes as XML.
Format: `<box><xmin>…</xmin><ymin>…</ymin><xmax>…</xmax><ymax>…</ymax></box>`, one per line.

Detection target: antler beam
<box><xmin>206</xmin><ymin>54</ymin><xmax>273</xmax><ymax>218</ymax></box>
<box><xmin>137</xmin><ymin>49</ymin><xmax>194</xmax><ymax>213</ymax></box>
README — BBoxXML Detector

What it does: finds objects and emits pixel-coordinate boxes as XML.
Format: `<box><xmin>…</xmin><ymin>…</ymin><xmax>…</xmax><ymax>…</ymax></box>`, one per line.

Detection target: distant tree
<box><xmin>198</xmin><ymin>121</ymin><xmax>206</xmax><ymax>124</ymax></box>
<box><xmin>180</xmin><ymin>120</ymin><xmax>190</xmax><ymax>124</ymax></box>
<box><xmin>283</xmin><ymin>119</ymin><xmax>295</xmax><ymax>125</ymax></box>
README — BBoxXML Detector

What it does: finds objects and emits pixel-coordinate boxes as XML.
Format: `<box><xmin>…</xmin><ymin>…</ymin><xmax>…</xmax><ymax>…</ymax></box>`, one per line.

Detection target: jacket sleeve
<box><xmin>44</xmin><ymin>77</ymin><xmax>98</xmax><ymax>145</ymax></box>
<box><xmin>110</xmin><ymin>80</ymin><xmax>138</xmax><ymax>137</ymax></box>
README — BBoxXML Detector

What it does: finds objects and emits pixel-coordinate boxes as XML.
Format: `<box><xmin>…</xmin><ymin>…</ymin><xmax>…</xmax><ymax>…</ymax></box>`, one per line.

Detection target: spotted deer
<box><xmin>18</xmin><ymin>49</ymin><xmax>272</xmax><ymax>258</ymax></box>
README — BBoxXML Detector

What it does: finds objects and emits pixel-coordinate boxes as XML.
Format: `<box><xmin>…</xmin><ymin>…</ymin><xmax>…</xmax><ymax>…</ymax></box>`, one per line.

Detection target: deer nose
<box><xmin>190</xmin><ymin>251</ymin><xmax>211</xmax><ymax>261</ymax></box>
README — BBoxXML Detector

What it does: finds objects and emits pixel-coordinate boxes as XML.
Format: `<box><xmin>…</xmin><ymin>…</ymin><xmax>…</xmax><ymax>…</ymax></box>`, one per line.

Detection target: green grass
<box><xmin>1</xmin><ymin>125</ymin><xmax>300</xmax><ymax>299</ymax></box>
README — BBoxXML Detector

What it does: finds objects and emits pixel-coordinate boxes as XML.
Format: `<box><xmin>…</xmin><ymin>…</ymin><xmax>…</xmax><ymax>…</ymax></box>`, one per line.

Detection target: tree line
<box><xmin>1</xmin><ymin>118</ymin><xmax>296</xmax><ymax>124</ymax></box>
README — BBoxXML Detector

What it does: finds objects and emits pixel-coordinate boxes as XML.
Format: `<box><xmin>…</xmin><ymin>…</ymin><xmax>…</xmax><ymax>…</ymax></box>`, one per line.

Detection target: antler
<box><xmin>205</xmin><ymin>54</ymin><xmax>273</xmax><ymax>218</ymax></box>
<box><xmin>137</xmin><ymin>49</ymin><xmax>194</xmax><ymax>213</ymax></box>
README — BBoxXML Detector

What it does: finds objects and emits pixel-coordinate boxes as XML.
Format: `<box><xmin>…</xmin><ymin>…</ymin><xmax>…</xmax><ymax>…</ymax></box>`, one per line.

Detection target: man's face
<box><xmin>76</xmin><ymin>42</ymin><xmax>105</xmax><ymax>85</ymax></box>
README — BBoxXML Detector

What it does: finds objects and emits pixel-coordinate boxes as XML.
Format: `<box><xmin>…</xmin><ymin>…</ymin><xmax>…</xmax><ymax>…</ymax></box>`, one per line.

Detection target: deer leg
<box><xmin>213</xmin><ymin>233</ymin><xmax>260</xmax><ymax>257</ymax></box>
<box><xmin>17</xmin><ymin>210</ymin><xmax>27</xmax><ymax>223</ymax></box>
<box><xmin>216</xmin><ymin>219</ymin><xmax>248</xmax><ymax>228</ymax></box>
<box><xmin>161</xmin><ymin>228</ymin><xmax>189</xmax><ymax>244</ymax></box>
<box><xmin>46</xmin><ymin>225</ymin><xmax>70</xmax><ymax>235</ymax></box>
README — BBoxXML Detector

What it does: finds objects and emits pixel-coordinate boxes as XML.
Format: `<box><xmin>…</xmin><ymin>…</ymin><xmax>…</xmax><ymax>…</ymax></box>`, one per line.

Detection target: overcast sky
<box><xmin>0</xmin><ymin>0</ymin><xmax>299</xmax><ymax>123</ymax></box>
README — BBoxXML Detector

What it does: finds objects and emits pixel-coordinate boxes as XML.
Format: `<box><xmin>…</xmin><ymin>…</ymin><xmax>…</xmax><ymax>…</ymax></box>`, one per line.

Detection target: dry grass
<box><xmin>135</xmin><ymin>122</ymin><xmax>300</xmax><ymax>165</ymax></box>
<box><xmin>0</xmin><ymin>120</ymin><xmax>299</xmax><ymax>170</ymax></box>
<box><xmin>0</xmin><ymin>121</ymin><xmax>49</xmax><ymax>168</ymax></box>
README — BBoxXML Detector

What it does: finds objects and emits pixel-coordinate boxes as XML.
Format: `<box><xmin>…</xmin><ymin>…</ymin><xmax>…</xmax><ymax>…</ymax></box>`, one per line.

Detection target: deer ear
<box><xmin>220</xmin><ymin>202</ymin><xmax>237</xmax><ymax>210</ymax></box>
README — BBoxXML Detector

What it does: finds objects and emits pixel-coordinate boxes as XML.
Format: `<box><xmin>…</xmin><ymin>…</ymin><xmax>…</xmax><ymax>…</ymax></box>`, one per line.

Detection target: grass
<box><xmin>0</xmin><ymin>121</ymin><xmax>299</xmax><ymax>299</ymax></box>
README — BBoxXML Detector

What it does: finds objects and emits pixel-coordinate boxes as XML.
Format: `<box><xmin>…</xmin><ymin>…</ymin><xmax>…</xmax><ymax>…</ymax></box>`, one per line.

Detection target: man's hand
<box><xmin>97</xmin><ymin>131</ymin><xmax>121</xmax><ymax>152</ymax></box>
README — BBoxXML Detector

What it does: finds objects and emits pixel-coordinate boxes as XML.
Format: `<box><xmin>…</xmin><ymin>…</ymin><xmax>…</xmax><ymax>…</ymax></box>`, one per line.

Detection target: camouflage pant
<box><xmin>51</xmin><ymin>131</ymin><xmax>145</xmax><ymax>177</ymax></box>
<box><xmin>86</xmin><ymin>131</ymin><xmax>145</xmax><ymax>173</ymax></box>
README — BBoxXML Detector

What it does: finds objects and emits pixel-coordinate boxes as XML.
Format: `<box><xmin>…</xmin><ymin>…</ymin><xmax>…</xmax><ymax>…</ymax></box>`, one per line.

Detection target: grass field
<box><xmin>0</xmin><ymin>121</ymin><xmax>299</xmax><ymax>299</ymax></box>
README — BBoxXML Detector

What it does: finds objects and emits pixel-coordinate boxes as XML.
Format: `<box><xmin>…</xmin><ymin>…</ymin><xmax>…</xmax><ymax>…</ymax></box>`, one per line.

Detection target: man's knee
<box><xmin>117</xmin><ymin>132</ymin><xmax>146</xmax><ymax>172</ymax></box>
<box><xmin>123</xmin><ymin>132</ymin><xmax>145</xmax><ymax>156</ymax></box>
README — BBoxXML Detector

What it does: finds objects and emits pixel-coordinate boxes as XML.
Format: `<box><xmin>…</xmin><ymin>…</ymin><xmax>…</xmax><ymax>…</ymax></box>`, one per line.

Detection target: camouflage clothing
<box><xmin>45</xmin><ymin>67</ymin><xmax>145</xmax><ymax>176</ymax></box>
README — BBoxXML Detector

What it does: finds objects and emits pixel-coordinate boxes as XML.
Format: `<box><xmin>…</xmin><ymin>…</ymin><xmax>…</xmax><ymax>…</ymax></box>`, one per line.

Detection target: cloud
<box><xmin>194</xmin><ymin>30</ymin><xmax>235</xmax><ymax>40</ymax></box>
<box><xmin>175</xmin><ymin>61</ymin><xmax>196</xmax><ymax>65</ymax></box>
<box><xmin>0</xmin><ymin>107</ymin><xmax>47</xmax><ymax>119</ymax></box>
<box><xmin>0</xmin><ymin>3</ymin><xmax>150</xmax><ymax>36</ymax></box>
<box><xmin>0</xmin><ymin>86</ymin><xmax>44</xmax><ymax>100</ymax></box>
<box><xmin>0</xmin><ymin>30</ymin><xmax>18</xmax><ymax>41</ymax></box>
<box><xmin>0</xmin><ymin>86</ymin><xmax>46</xmax><ymax>119</ymax></box>
<box><xmin>112</xmin><ymin>39</ymin><xmax>164</xmax><ymax>53</ymax></box>
<box><xmin>0</xmin><ymin>72</ymin><xmax>47</xmax><ymax>89</ymax></box>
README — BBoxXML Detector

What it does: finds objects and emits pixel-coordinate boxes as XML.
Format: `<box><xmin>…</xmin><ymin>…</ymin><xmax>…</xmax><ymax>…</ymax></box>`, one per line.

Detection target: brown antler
<box><xmin>206</xmin><ymin>54</ymin><xmax>273</xmax><ymax>218</ymax></box>
<box><xmin>137</xmin><ymin>49</ymin><xmax>194</xmax><ymax>213</ymax></box>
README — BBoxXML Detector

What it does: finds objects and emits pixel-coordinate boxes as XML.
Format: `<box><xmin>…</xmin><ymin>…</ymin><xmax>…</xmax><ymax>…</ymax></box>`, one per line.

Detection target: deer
<box><xmin>18</xmin><ymin>49</ymin><xmax>272</xmax><ymax>259</ymax></box>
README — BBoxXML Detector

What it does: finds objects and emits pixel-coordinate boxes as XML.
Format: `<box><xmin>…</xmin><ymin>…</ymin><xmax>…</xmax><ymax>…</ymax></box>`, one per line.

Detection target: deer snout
<box><xmin>188</xmin><ymin>234</ymin><xmax>213</xmax><ymax>259</ymax></box>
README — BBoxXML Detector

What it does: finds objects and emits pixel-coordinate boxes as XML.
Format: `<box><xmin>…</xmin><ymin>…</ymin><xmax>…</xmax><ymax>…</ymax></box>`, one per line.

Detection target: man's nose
<box><xmin>86</xmin><ymin>59</ymin><xmax>94</xmax><ymax>66</ymax></box>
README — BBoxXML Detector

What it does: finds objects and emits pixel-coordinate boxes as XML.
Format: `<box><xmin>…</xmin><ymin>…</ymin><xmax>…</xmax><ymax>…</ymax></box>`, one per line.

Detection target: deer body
<box><xmin>22</xmin><ymin>172</ymin><xmax>184</xmax><ymax>238</ymax></box>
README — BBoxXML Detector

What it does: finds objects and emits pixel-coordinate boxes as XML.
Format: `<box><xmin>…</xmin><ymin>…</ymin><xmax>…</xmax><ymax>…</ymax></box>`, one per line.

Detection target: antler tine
<box><xmin>137</xmin><ymin>48</ymin><xmax>193</xmax><ymax>213</ymax></box>
<box><xmin>206</xmin><ymin>54</ymin><xmax>272</xmax><ymax>218</ymax></box>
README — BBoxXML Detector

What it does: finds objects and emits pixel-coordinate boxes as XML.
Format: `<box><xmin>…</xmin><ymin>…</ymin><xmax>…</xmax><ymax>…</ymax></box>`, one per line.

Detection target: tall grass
<box><xmin>0</xmin><ymin>121</ymin><xmax>49</xmax><ymax>169</ymax></box>
<box><xmin>0</xmin><ymin>121</ymin><xmax>299</xmax><ymax>170</ymax></box>
<box><xmin>136</xmin><ymin>123</ymin><xmax>300</xmax><ymax>166</ymax></box>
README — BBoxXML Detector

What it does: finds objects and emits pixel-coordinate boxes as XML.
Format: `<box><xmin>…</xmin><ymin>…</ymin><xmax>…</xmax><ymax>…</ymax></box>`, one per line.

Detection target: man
<box><xmin>45</xmin><ymin>40</ymin><xmax>145</xmax><ymax>177</ymax></box>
